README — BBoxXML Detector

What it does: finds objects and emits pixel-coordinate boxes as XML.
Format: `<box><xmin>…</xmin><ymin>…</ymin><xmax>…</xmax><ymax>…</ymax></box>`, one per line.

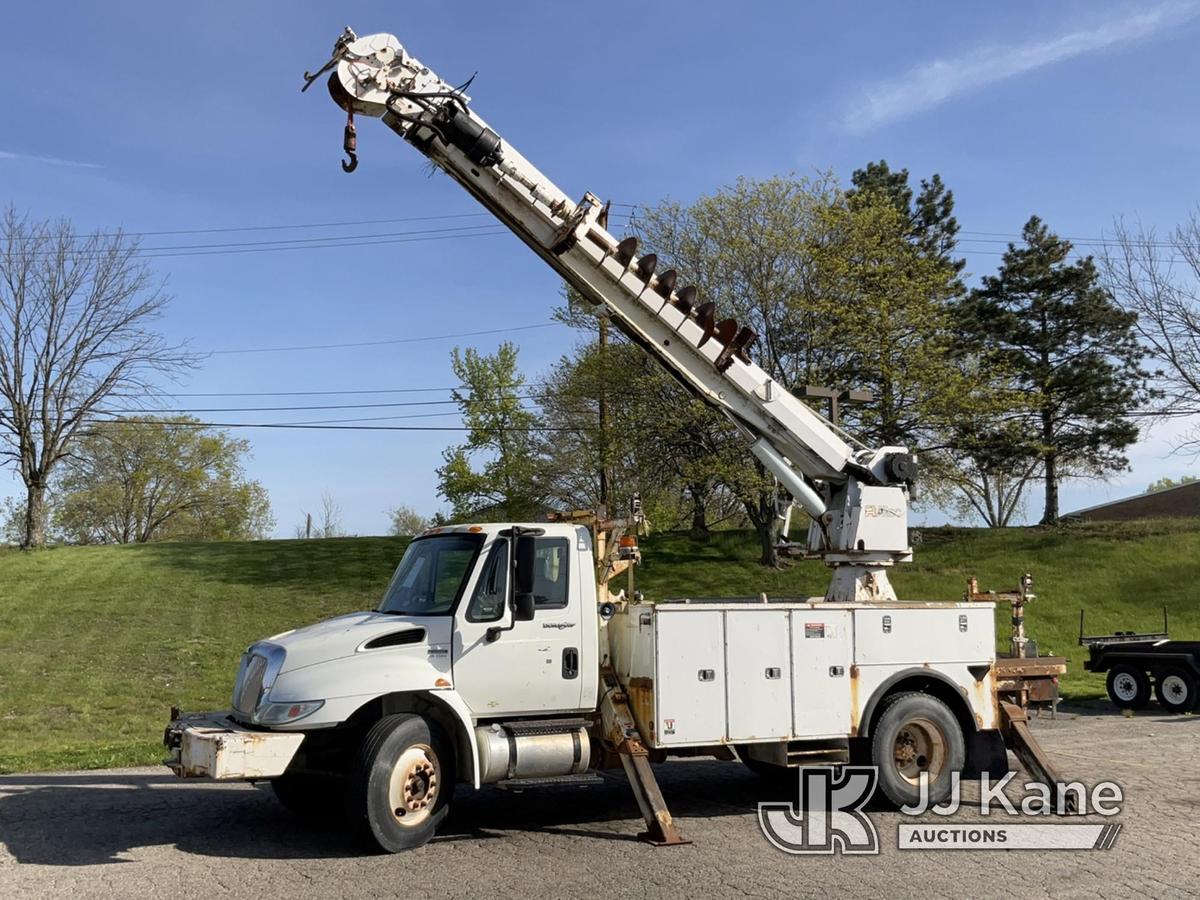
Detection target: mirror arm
<box><xmin>487</xmin><ymin>526</ymin><xmax>525</xmax><ymax>642</ymax></box>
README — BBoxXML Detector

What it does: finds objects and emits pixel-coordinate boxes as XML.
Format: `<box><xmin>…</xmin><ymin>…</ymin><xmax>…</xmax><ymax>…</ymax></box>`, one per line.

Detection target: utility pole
<box><xmin>802</xmin><ymin>385</ymin><xmax>873</xmax><ymax>427</ymax></box>
<box><xmin>597</xmin><ymin>313</ymin><xmax>614</xmax><ymax>515</ymax></box>
<box><xmin>596</xmin><ymin>199</ymin><xmax>615</xmax><ymax>517</ymax></box>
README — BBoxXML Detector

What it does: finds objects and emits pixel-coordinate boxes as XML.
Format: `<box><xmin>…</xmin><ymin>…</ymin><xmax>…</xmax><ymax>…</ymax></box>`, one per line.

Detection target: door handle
<box><xmin>562</xmin><ymin>647</ymin><xmax>579</xmax><ymax>680</ymax></box>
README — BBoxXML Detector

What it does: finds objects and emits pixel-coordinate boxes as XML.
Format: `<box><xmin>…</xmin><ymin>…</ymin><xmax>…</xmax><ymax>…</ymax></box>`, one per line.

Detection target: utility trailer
<box><xmin>1081</xmin><ymin>609</ymin><xmax>1200</xmax><ymax>713</ymax></box>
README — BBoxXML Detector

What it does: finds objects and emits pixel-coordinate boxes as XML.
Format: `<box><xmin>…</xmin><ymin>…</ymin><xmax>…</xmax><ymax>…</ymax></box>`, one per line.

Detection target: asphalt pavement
<box><xmin>1</xmin><ymin>708</ymin><xmax>1198</xmax><ymax>899</ymax></box>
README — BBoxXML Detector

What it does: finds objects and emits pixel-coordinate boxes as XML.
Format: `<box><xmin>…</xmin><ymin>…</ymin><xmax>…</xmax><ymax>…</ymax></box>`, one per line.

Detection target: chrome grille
<box><xmin>233</xmin><ymin>653</ymin><xmax>267</xmax><ymax>715</ymax></box>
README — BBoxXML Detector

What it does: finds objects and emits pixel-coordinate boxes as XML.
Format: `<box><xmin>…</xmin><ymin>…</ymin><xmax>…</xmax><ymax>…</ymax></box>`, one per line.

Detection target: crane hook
<box><xmin>341</xmin><ymin>111</ymin><xmax>358</xmax><ymax>174</ymax></box>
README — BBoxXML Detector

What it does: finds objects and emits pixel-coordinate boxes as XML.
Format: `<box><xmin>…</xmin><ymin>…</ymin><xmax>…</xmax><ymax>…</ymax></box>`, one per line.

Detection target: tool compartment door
<box><xmin>653</xmin><ymin>610</ymin><xmax>726</xmax><ymax>745</ymax></box>
<box><xmin>791</xmin><ymin>610</ymin><xmax>853</xmax><ymax>738</ymax></box>
<box><xmin>726</xmin><ymin>609</ymin><xmax>792</xmax><ymax>741</ymax></box>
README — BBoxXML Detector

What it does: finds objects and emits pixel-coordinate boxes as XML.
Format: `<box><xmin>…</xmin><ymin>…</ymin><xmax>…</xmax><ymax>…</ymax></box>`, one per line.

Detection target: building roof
<box><xmin>1064</xmin><ymin>480</ymin><xmax>1200</xmax><ymax>520</ymax></box>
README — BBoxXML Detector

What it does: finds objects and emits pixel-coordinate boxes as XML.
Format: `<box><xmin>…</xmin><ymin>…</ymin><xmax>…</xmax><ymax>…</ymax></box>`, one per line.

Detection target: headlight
<box><xmin>253</xmin><ymin>699</ymin><xmax>325</xmax><ymax>725</ymax></box>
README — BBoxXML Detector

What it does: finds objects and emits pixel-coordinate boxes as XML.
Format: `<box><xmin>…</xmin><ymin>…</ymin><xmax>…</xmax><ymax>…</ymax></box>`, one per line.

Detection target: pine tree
<box><xmin>848</xmin><ymin>160</ymin><xmax>964</xmax><ymax>272</ymax></box>
<box><xmin>960</xmin><ymin>216</ymin><xmax>1149</xmax><ymax>524</ymax></box>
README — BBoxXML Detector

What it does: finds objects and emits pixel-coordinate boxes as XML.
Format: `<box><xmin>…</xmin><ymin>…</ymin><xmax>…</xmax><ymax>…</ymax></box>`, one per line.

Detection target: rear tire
<box><xmin>1154</xmin><ymin>667</ymin><xmax>1198</xmax><ymax>714</ymax></box>
<box><xmin>346</xmin><ymin>713</ymin><xmax>453</xmax><ymax>853</ymax></box>
<box><xmin>1106</xmin><ymin>665</ymin><xmax>1151</xmax><ymax>710</ymax></box>
<box><xmin>870</xmin><ymin>692</ymin><xmax>964</xmax><ymax>809</ymax></box>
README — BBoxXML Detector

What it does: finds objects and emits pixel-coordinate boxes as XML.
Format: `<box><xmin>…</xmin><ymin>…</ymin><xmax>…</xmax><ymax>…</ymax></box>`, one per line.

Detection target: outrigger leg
<box><xmin>1000</xmin><ymin>700</ymin><xmax>1078</xmax><ymax>814</ymax></box>
<box><xmin>599</xmin><ymin>671</ymin><xmax>690</xmax><ymax>846</ymax></box>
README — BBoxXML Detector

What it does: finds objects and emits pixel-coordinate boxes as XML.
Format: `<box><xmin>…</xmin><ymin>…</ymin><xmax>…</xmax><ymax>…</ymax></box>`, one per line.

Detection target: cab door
<box><xmin>452</xmin><ymin>535</ymin><xmax>584</xmax><ymax>717</ymax></box>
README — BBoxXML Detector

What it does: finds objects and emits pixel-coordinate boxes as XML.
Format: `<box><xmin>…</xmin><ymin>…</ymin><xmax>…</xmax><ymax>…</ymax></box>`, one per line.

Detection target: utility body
<box><xmin>165</xmin><ymin>27</ymin><xmax>1067</xmax><ymax>852</ymax></box>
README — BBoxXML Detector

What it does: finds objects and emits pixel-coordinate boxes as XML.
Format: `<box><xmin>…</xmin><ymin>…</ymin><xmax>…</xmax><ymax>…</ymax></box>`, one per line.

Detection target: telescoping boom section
<box><xmin>304</xmin><ymin>29</ymin><xmax>918</xmax><ymax>603</ymax></box>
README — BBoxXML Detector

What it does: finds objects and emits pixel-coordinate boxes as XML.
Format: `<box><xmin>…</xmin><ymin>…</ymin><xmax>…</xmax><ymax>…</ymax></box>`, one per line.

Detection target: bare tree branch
<box><xmin>0</xmin><ymin>207</ymin><xmax>199</xmax><ymax>547</ymax></box>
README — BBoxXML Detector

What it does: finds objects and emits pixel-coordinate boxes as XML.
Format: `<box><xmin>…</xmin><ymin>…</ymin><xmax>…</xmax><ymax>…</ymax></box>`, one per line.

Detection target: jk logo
<box><xmin>758</xmin><ymin>766</ymin><xmax>879</xmax><ymax>855</ymax></box>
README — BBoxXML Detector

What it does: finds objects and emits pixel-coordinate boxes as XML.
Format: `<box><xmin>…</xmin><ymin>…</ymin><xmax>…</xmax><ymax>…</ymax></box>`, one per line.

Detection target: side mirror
<box><xmin>514</xmin><ymin>534</ymin><xmax>537</xmax><ymax>596</ymax></box>
<box><xmin>514</xmin><ymin>591</ymin><xmax>535</xmax><ymax>622</ymax></box>
<box><xmin>488</xmin><ymin>530</ymin><xmax>539</xmax><ymax>642</ymax></box>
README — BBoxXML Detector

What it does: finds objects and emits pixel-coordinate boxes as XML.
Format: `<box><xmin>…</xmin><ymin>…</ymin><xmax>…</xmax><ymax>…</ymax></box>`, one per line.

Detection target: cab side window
<box><xmin>465</xmin><ymin>539</ymin><xmax>508</xmax><ymax>622</ymax></box>
<box><xmin>531</xmin><ymin>538</ymin><xmax>570</xmax><ymax>609</ymax></box>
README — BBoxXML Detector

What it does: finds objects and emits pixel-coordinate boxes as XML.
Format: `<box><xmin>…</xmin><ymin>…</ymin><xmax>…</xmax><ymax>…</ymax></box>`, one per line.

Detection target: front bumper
<box><xmin>163</xmin><ymin>709</ymin><xmax>304</xmax><ymax>780</ymax></box>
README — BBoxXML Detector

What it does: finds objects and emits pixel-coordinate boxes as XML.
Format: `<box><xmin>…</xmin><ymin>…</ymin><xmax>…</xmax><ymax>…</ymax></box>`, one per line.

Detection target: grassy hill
<box><xmin>1</xmin><ymin>520</ymin><xmax>1197</xmax><ymax>773</ymax></box>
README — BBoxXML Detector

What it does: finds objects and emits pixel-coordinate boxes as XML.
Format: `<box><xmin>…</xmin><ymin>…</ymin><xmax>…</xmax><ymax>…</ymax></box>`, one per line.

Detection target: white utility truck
<box><xmin>164</xmin><ymin>27</ymin><xmax>1063</xmax><ymax>853</ymax></box>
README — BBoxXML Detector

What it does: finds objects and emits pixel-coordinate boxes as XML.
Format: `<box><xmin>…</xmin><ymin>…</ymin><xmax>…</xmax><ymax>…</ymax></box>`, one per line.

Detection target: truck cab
<box><xmin>212</xmin><ymin>522</ymin><xmax>598</xmax><ymax>750</ymax></box>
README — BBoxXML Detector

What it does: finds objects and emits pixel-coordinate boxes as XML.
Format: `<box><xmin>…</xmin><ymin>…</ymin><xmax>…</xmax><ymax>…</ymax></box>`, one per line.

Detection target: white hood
<box><xmin>269</xmin><ymin>611</ymin><xmax>429</xmax><ymax>673</ymax></box>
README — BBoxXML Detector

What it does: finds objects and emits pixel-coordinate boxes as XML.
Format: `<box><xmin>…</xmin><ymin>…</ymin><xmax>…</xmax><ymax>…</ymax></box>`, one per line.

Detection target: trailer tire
<box><xmin>270</xmin><ymin>773</ymin><xmax>344</xmax><ymax>818</ymax></box>
<box><xmin>1154</xmin><ymin>667</ymin><xmax>1198</xmax><ymax>714</ymax></box>
<box><xmin>1106</xmin><ymin>665</ymin><xmax>1151</xmax><ymax>710</ymax></box>
<box><xmin>346</xmin><ymin>713</ymin><xmax>452</xmax><ymax>853</ymax></box>
<box><xmin>870</xmin><ymin>692</ymin><xmax>964</xmax><ymax>809</ymax></box>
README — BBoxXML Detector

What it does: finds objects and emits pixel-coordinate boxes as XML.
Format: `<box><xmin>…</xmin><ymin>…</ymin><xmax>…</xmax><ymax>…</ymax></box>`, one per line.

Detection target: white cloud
<box><xmin>0</xmin><ymin>150</ymin><xmax>101</xmax><ymax>170</ymax></box>
<box><xmin>843</xmin><ymin>1</ymin><xmax>1200</xmax><ymax>133</ymax></box>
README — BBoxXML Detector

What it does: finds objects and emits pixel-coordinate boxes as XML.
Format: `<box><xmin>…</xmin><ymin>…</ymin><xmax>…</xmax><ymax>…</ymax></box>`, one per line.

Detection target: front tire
<box><xmin>870</xmin><ymin>692</ymin><xmax>964</xmax><ymax>809</ymax></box>
<box><xmin>347</xmin><ymin>713</ymin><xmax>453</xmax><ymax>853</ymax></box>
<box><xmin>1155</xmin><ymin>667</ymin><xmax>1198</xmax><ymax>713</ymax></box>
<box><xmin>1107</xmin><ymin>665</ymin><xmax>1151</xmax><ymax>710</ymax></box>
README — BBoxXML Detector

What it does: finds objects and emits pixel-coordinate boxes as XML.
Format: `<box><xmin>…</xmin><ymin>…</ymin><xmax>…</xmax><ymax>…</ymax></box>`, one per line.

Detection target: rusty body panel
<box><xmin>995</xmin><ymin>656</ymin><xmax>1066</xmax><ymax>709</ymax></box>
<box><xmin>597</xmin><ymin>671</ymin><xmax>689</xmax><ymax>846</ymax></box>
<box><xmin>626</xmin><ymin>676</ymin><xmax>656</xmax><ymax>743</ymax></box>
<box><xmin>164</xmin><ymin>711</ymin><xmax>304</xmax><ymax>780</ymax></box>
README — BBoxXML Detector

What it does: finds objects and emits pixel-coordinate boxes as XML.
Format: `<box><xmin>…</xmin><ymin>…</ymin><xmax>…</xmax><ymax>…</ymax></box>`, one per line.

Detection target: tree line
<box><xmin>3</xmin><ymin>167</ymin><xmax>1198</xmax><ymax>554</ymax></box>
<box><xmin>434</xmin><ymin>163</ymin><xmax>1194</xmax><ymax>566</ymax></box>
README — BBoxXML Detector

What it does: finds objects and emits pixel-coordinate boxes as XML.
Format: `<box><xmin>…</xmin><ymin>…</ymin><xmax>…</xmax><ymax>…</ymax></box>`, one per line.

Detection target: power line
<box><xmin>209</xmin><ymin>322</ymin><xmax>558</xmax><ymax>355</ymax></box>
<box><xmin>103</xmin><ymin>395</ymin><xmax>542</xmax><ymax>413</ymax></box>
<box><xmin>156</xmin><ymin>386</ymin><xmax>466</xmax><ymax>397</ymax></box>
<box><xmin>48</xmin><ymin>210</ymin><xmax>635</xmax><ymax>241</ymax></box>
<box><xmin>85</xmin><ymin>417</ymin><xmax>575</xmax><ymax>433</ymax></box>
<box><xmin>76</xmin><ymin>212</ymin><xmax>492</xmax><ymax>239</ymax></box>
<box><xmin>958</xmin><ymin>230</ymin><xmax>1190</xmax><ymax>249</ymax></box>
<box><xmin>12</xmin><ymin>215</ymin><xmax>636</xmax><ymax>261</ymax></box>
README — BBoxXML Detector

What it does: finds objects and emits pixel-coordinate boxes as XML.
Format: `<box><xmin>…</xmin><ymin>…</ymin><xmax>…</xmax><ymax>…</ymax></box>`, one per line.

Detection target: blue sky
<box><xmin>2</xmin><ymin>1</ymin><xmax>1198</xmax><ymax>534</ymax></box>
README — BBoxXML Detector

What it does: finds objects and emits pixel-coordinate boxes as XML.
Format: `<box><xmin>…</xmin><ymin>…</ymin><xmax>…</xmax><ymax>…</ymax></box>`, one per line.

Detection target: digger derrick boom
<box><xmin>309</xmin><ymin>29</ymin><xmax>917</xmax><ymax>601</ymax></box>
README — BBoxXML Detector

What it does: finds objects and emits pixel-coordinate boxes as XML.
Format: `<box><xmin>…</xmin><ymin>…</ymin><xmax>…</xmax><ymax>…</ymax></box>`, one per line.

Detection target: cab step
<box><xmin>495</xmin><ymin>772</ymin><xmax>606</xmax><ymax>790</ymax></box>
<box><xmin>496</xmin><ymin>717</ymin><xmax>591</xmax><ymax>737</ymax></box>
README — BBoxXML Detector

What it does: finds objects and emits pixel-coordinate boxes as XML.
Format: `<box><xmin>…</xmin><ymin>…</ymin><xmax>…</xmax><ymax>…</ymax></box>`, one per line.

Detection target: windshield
<box><xmin>378</xmin><ymin>534</ymin><xmax>483</xmax><ymax>616</ymax></box>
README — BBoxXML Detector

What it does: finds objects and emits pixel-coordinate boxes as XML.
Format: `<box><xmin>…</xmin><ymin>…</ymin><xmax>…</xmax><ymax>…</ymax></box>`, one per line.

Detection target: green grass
<box><xmin>2</xmin><ymin>521</ymin><xmax>1198</xmax><ymax>773</ymax></box>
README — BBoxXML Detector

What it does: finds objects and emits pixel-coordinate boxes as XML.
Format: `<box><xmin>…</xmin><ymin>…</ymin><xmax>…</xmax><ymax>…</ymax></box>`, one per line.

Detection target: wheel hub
<box><xmin>892</xmin><ymin>718</ymin><xmax>946</xmax><ymax>786</ymax></box>
<box><xmin>1162</xmin><ymin>675</ymin><xmax>1188</xmax><ymax>703</ymax></box>
<box><xmin>1114</xmin><ymin>675</ymin><xmax>1137</xmax><ymax>700</ymax></box>
<box><xmin>388</xmin><ymin>745</ymin><xmax>439</xmax><ymax>826</ymax></box>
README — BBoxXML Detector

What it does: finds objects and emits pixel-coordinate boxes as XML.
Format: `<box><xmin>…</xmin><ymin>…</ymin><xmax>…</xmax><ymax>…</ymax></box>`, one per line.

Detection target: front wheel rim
<box><xmin>387</xmin><ymin>744</ymin><xmax>439</xmax><ymax>828</ymax></box>
<box><xmin>892</xmin><ymin>717</ymin><xmax>948</xmax><ymax>786</ymax></box>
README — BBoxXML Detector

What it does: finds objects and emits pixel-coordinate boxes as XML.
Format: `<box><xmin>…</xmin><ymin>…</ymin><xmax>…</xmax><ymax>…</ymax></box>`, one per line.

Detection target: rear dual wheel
<box><xmin>870</xmin><ymin>692</ymin><xmax>965</xmax><ymax>809</ymax></box>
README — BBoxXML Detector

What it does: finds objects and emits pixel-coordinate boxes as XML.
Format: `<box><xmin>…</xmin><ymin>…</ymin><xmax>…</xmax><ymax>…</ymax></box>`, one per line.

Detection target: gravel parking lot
<box><xmin>1</xmin><ymin>708</ymin><xmax>1198</xmax><ymax>899</ymax></box>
